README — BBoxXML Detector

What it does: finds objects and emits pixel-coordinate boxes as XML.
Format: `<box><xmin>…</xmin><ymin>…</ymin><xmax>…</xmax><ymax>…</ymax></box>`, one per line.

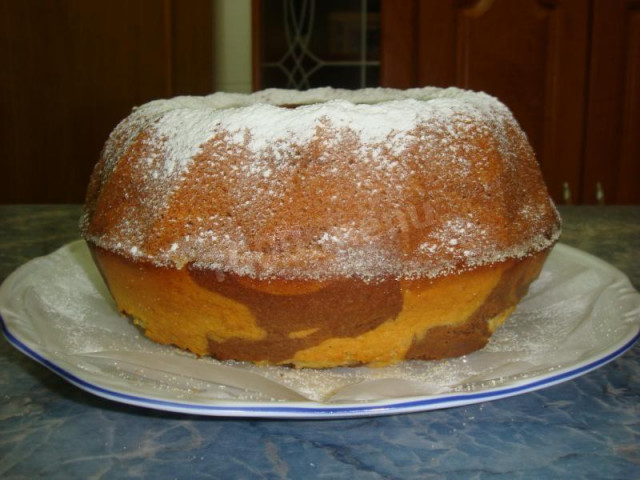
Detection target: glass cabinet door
<box><xmin>254</xmin><ymin>0</ymin><xmax>380</xmax><ymax>90</ymax></box>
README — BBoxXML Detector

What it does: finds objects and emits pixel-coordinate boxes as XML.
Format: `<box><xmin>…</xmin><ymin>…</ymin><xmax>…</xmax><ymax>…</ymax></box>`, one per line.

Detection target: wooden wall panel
<box><xmin>252</xmin><ymin>0</ymin><xmax>263</xmax><ymax>92</ymax></box>
<box><xmin>0</xmin><ymin>0</ymin><xmax>212</xmax><ymax>204</ymax></box>
<box><xmin>582</xmin><ymin>0</ymin><xmax>640</xmax><ymax>204</ymax></box>
<box><xmin>415</xmin><ymin>0</ymin><xmax>458</xmax><ymax>87</ymax></box>
<box><xmin>172</xmin><ymin>0</ymin><xmax>214</xmax><ymax>96</ymax></box>
<box><xmin>380</xmin><ymin>0</ymin><xmax>419</xmax><ymax>88</ymax></box>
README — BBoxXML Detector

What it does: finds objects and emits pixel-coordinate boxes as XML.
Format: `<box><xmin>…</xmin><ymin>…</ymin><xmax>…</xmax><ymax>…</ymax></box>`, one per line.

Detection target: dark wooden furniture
<box><xmin>2</xmin><ymin>0</ymin><xmax>637</xmax><ymax>204</ymax></box>
<box><xmin>582</xmin><ymin>0</ymin><xmax>640</xmax><ymax>205</ymax></box>
<box><xmin>0</xmin><ymin>0</ymin><xmax>212</xmax><ymax>204</ymax></box>
<box><xmin>380</xmin><ymin>0</ymin><xmax>640</xmax><ymax>204</ymax></box>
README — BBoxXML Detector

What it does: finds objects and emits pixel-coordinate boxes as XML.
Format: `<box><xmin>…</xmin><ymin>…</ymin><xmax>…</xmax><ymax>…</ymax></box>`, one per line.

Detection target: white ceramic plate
<box><xmin>1</xmin><ymin>241</ymin><xmax>639</xmax><ymax>418</ymax></box>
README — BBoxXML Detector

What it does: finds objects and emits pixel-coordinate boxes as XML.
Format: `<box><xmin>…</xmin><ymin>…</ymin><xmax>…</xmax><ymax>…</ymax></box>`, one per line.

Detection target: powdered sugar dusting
<box><xmin>152</xmin><ymin>109</ymin><xmax>222</xmax><ymax>176</ymax></box>
<box><xmin>82</xmin><ymin>86</ymin><xmax>561</xmax><ymax>280</ymax></box>
<box><xmin>101</xmin><ymin>87</ymin><xmax>515</xmax><ymax>181</ymax></box>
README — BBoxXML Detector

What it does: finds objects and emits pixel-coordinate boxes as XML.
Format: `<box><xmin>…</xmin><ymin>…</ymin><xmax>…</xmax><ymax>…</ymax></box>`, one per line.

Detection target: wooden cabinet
<box><xmin>0</xmin><ymin>0</ymin><xmax>212</xmax><ymax>204</ymax></box>
<box><xmin>381</xmin><ymin>0</ymin><xmax>640</xmax><ymax>204</ymax></box>
<box><xmin>2</xmin><ymin>0</ymin><xmax>637</xmax><ymax>204</ymax></box>
<box><xmin>583</xmin><ymin>0</ymin><xmax>640</xmax><ymax>204</ymax></box>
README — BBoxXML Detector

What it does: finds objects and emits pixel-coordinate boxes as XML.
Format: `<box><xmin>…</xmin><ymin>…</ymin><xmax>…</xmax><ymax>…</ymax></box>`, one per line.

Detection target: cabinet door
<box><xmin>382</xmin><ymin>0</ymin><xmax>590</xmax><ymax>204</ymax></box>
<box><xmin>0</xmin><ymin>0</ymin><xmax>212</xmax><ymax>204</ymax></box>
<box><xmin>582</xmin><ymin>0</ymin><xmax>640</xmax><ymax>204</ymax></box>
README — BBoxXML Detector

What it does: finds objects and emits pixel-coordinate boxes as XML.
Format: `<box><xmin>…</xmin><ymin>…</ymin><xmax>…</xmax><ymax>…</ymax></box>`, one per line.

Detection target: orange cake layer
<box><xmin>92</xmin><ymin>246</ymin><xmax>548</xmax><ymax>368</ymax></box>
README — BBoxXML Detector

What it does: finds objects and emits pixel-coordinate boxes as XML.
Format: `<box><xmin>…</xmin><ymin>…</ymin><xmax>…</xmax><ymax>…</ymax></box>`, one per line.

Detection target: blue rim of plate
<box><xmin>2</xmin><ymin>313</ymin><xmax>638</xmax><ymax>419</ymax></box>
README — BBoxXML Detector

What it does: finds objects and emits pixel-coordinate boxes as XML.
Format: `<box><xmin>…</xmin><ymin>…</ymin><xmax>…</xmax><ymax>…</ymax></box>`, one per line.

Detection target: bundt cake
<box><xmin>81</xmin><ymin>87</ymin><xmax>561</xmax><ymax>368</ymax></box>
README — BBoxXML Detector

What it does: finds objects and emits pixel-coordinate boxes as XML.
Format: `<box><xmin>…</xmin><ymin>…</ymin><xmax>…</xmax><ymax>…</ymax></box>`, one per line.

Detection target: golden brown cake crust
<box><xmin>81</xmin><ymin>87</ymin><xmax>561</xmax><ymax>282</ymax></box>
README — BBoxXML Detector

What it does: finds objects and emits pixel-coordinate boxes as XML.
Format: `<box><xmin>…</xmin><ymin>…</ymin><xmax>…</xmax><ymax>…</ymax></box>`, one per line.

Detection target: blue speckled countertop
<box><xmin>1</xmin><ymin>205</ymin><xmax>638</xmax><ymax>479</ymax></box>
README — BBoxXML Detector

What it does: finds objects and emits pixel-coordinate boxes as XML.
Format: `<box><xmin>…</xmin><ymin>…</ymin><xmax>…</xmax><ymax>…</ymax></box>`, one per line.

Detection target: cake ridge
<box><xmin>81</xmin><ymin>86</ymin><xmax>561</xmax><ymax>281</ymax></box>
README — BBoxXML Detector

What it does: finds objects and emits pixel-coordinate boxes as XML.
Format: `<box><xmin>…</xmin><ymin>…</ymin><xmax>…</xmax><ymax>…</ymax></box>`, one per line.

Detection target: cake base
<box><xmin>90</xmin><ymin>245</ymin><xmax>548</xmax><ymax>368</ymax></box>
